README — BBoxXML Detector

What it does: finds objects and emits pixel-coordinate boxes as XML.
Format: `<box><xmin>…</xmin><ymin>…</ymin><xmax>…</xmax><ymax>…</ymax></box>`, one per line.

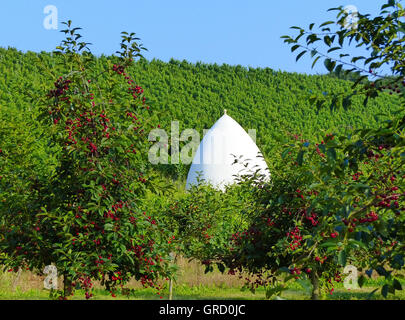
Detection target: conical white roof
<box><xmin>186</xmin><ymin>111</ymin><xmax>270</xmax><ymax>191</ymax></box>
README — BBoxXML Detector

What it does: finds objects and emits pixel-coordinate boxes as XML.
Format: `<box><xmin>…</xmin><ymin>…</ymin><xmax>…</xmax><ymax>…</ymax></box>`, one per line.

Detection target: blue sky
<box><xmin>0</xmin><ymin>1</ymin><xmax>386</xmax><ymax>74</ymax></box>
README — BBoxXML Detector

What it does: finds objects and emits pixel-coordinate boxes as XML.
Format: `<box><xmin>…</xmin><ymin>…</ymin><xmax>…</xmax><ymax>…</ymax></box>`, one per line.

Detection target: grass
<box><xmin>1</xmin><ymin>276</ymin><xmax>404</xmax><ymax>301</ymax></box>
<box><xmin>1</xmin><ymin>282</ymin><xmax>404</xmax><ymax>300</ymax></box>
<box><xmin>1</xmin><ymin>257</ymin><xmax>404</xmax><ymax>300</ymax></box>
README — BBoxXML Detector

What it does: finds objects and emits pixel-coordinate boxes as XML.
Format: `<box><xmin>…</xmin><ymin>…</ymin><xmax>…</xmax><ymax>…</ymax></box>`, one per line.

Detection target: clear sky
<box><xmin>0</xmin><ymin>1</ymin><xmax>386</xmax><ymax>74</ymax></box>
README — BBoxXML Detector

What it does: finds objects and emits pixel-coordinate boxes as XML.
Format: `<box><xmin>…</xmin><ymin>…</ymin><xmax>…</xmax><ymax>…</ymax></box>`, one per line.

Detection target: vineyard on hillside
<box><xmin>0</xmin><ymin>47</ymin><xmax>401</xmax><ymax>179</ymax></box>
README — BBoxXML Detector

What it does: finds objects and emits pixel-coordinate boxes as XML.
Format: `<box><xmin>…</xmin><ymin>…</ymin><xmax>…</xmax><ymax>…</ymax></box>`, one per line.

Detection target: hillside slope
<box><xmin>0</xmin><ymin>47</ymin><xmax>401</xmax><ymax>179</ymax></box>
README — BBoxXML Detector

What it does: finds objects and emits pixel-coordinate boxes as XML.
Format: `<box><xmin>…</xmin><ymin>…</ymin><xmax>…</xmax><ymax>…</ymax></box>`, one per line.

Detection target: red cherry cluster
<box><xmin>352</xmin><ymin>171</ymin><xmax>363</xmax><ymax>181</ymax></box>
<box><xmin>315</xmin><ymin>255</ymin><xmax>328</xmax><ymax>264</ymax></box>
<box><xmin>47</xmin><ymin>76</ymin><xmax>72</xmax><ymax>99</ymax></box>
<box><xmin>376</xmin><ymin>81</ymin><xmax>405</xmax><ymax>95</ymax></box>
<box><xmin>287</xmin><ymin>227</ymin><xmax>302</xmax><ymax>251</ymax></box>
<box><xmin>112</xmin><ymin>64</ymin><xmax>125</xmax><ymax>74</ymax></box>
<box><xmin>290</xmin><ymin>267</ymin><xmax>301</xmax><ymax>279</ymax></box>
<box><xmin>75</xmin><ymin>276</ymin><xmax>93</xmax><ymax>299</ymax></box>
<box><xmin>305</xmin><ymin>211</ymin><xmax>319</xmax><ymax>226</ymax></box>
<box><xmin>230</xmin><ymin>227</ymin><xmax>262</xmax><ymax>246</ymax></box>
<box><xmin>359</xmin><ymin>211</ymin><xmax>378</xmax><ymax>223</ymax></box>
<box><xmin>315</xmin><ymin>143</ymin><xmax>325</xmax><ymax>158</ymax></box>
<box><xmin>330</xmin><ymin>232</ymin><xmax>339</xmax><ymax>238</ymax></box>
<box><xmin>112</xmin><ymin>64</ymin><xmax>149</xmax><ymax>110</ymax></box>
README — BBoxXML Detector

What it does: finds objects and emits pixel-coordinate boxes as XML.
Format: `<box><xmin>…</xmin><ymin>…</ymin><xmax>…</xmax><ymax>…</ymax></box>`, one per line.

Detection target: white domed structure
<box><xmin>186</xmin><ymin>110</ymin><xmax>270</xmax><ymax>191</ymax></box>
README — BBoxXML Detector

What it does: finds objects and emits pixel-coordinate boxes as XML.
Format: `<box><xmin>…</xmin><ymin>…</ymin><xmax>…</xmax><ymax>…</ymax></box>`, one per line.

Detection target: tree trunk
<box><xmin>168</xmin><ymin>252</ymin><xmax>176</xmax><ymax>300</ymax></box>
<box><xmin>169</xmin><ymin>278</ymin><xmax>173</xmax><ymax>300</ymax></box>
<box><xmin>63</xmin><ymin>273</ymin><xmax>72</xmax><ymax>298</ymax></box>
<box><xmin>12</xmin><ymin>268</ymin><xmax>22</xmax><ymax>292</ymax></box>
<box><xmin>310</xmin><ymin>272</ymin><xmax>320</xmax><ymax>300</ymax></box>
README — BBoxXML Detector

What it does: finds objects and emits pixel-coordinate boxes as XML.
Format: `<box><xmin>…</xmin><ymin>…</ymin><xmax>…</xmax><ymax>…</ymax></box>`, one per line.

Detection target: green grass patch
<box><xmin>1</xmin><ymin>281</ymin><xmax>404</xmax><ymax>300</ymax></box>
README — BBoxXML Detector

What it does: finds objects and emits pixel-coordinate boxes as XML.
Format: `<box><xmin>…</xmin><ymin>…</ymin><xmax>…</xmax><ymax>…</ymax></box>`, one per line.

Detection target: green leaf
<box><xmin>297</xmin><ymin>150</ymin><xmax>305</xmax><ymax>166</ymax></box>
<box><xmin>324</xmin><ymin>36</ymin><xmax>332</xmax><ymax>47</ymax></box>
<box><xmin>327</xmin><ymin>47</ymin><xmax>341</xmax><ymax>54</ymax></box>
<box><xmin>338</xmin><ymin>249</ymin><xmax>347</xmax><ymax>266</ymax></box>
<box><xmin>291</xmin><ymin>45</ymin><xmax>300</xmax><ymax>52</ymax></box>
<box><xmin>265</xmin><ymin>285</ymin><xmax>285</xmax><ymax>299</ymax></box>
<box><xmin>348</xmin><ymin>239</ymin><xmax>367</xmax><ymax>249</ymax></box>
<box><xmin>363</xmin><ymin>96</ymin><xmax>369</xmax><ymax>107</ymax></box>
<box><xmin>334</xmin><ymin>64</ymin><xmax>343</xmax><ymax>75</ymax></box>
<box><xmin>104</xmin><ymin>223</ymin><xmax>113</xmax><ymax>231</ymax></box>
<box><xmin>358</xmin><ymin>275</ymin><xmax>366</xmax><ymax>288</ymax></box>
<box><xmin>297</xmin><ymin>279</ymin><xmax>312</xmax><ymax>293</ymax></box>
<box><xmin>324</xmin><ymin>59</ymin><xmax>336</xmax><ymax>72</ymax></box>
<box><xmin>381</xmin><ymin>284</ymin><xmax>389</xmax><ymax>298</ymax></box>
<box><xmin>327</xmin><ymin>148</ymin><xmax>337</xmax><ymax>161</ymax></box>
<box><xmin>296</xmin><ymin>50</ymin><xmax>307</xmax><ymax>62</ymax></box>
<box><xmin>342</xmin><ymin>96</ymin><xmax>352</xmax><ymax>110</ymax></box>
<box><xmin>311</xmin><ymin>56</ymin><xmax>321</xmax><ymax>69</ymax></box>
<box><xmin>366</xmin><ymin>288</ymin><xmax>379</xmax><ymax>300</ymax></box>
<box><xmin>310</xmin><ymin>49</ymin><xmax>317</xmax><ymax>58</ymax></box>
<box><xmin>204</xmin><ymin>265</ymin><xmax>211</xmax><ymax>274</ymax></box>
<box><xmin>319</xmin><ymin>21</ymin><xmax>334</xmax><ymax>27</ymax></box>
<box><xmin>281</xmin><ymin>148</ymin><xmax>292</xmax><ymax>159</ymax></box>
<box><xmin>376</xmin><ymin>266</ymin><xmax>388</xmax><ymax>277</ymax></box>
<box><xmin>216</xmin><ymin>263</ymin><xmax>225</xmax><ymax>274</ymax></box>
<box><xmin>393</xmin><ymin>279</ymin><xmax>402</xmax><ymax>291</ymax></box>
<box><xmin>320</xmin><ymin>241</ymin><xmax>338</xmax><ymax>248</ymax></box>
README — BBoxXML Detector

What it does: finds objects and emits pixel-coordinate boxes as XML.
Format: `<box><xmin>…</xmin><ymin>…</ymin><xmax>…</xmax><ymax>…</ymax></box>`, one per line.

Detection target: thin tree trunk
<box><xmin>169</xmin><ymin>278</ymin><xmax>173</xmax><ymax>300</ymax></box>
<box><xmin>12</xmin><ymin>268</ymin><xmax>22</xmax><ymax>292</ymax></box>
<box><xmin>310</xmin><ymin>272</ymin><xmax>320</xmax><ymax>300</ymax></box>
<box><xmin>168</xmin><ymin>252</ymin><xmax>176</xmax><ymax>300</ymax></box>
<box><xmin>63</xmin><ymin>273</ymin><xmax>72</xmax><ymax>298</ymax></box>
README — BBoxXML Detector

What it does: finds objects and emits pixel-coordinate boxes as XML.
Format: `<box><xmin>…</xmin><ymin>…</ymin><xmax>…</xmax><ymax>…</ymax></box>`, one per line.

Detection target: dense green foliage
<box><xmin>0</xmin><ymin>26</ymin><xmax>176</xmax><ymax>300</ymax></box>
<box><xmin>0</xmin><ymin>46</ymin><xmax>401</xmax><ymax>180</ymax></box>
<box><xmin>207</xmin><ymin>0</ymin><xmax>405</xmax><ymax>300</ymax></box>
